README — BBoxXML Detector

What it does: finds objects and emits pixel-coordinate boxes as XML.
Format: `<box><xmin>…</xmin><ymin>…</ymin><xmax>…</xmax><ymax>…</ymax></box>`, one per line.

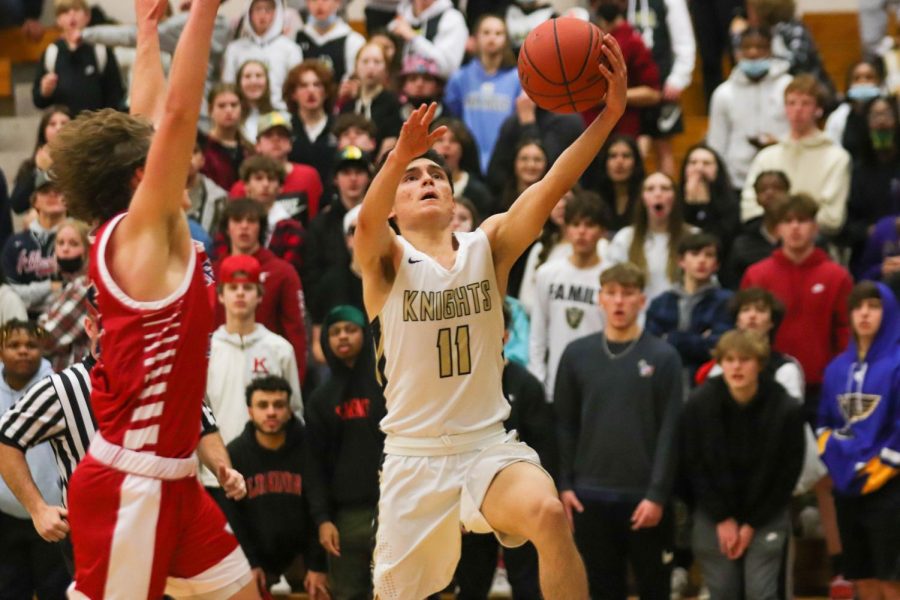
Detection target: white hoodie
<box><xmin>202</xmin><ymin>323</ymin><xmax>302</xmax><ymax>486</ymax></box>
<box><xmin>393</xmin><ymin>0</ymin><xmax>468</xmax><ymax>78</ymax></box>
<box><xmin>740</xmin><ymin>129</ymin><xmax>851</xmax><ymax>235</ymax></box>
<box><xmin>706</xmin><ymin>58</ymin><xmax>792</xmax><ymax>188</ymax></box>
<box><xmin>221</xmin><ymin>0</ymin><xmax>303</xmax><ymax>112</ymax></box>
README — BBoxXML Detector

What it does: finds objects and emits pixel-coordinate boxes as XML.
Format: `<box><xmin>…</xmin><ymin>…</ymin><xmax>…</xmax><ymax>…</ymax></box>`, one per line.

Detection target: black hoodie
<box><xmin>304</xmin><ymin>320</ymin><xmax>386</xmax><ymax>526</ymax></box>
<box><xmin>502</xmin><ymin>360</ymin><xmax>559</xmax><ymax>480</ymax></box>
<box><xmin>224</xmin><ymin>418</ymin><xmax>326</xmax><ymax>573</ymax></box>
<box><xmin>679</xmin><ymin>376</ymin><xmax>805</xmax><ymax>527</ymax></box>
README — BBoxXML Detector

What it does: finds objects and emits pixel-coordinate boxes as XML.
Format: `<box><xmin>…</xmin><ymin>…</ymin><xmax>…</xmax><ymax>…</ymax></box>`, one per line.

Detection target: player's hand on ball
<box><xmin>32</xmin><ymin>503</ymin><xmax>70</xmax><ymax>542</ymax></box>
<box><xmin>393</xmin><ymin>103</ymin><xmax>447</xmax><ymax>163</ymax></box>
<box><xmin>218</xmin><ymin>465</ymin><xmax>247</xmax><ymax>500</ymax></box>
<box><xmin>598</xmin><ymin>34</ymin><xmax>627</xmax><ymax>118</ymax></box>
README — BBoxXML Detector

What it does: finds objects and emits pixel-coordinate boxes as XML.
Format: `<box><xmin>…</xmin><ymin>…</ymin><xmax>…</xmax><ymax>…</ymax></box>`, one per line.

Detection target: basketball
<box><xmin>518</xmin><ymin>17</ymin><xmax>609</xmax><ymax>113</ymax></box>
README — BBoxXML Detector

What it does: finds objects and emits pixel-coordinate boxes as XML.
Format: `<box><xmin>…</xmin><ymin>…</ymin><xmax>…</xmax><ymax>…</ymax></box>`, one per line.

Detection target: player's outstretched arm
<box><xmin>356</xmin><ymin>104</ymin><xmax>446</xmax><ymax>308</ymax></box>
<box><xmin>129</xmin><ymin>0</ymin><xmax>168</xmax><ymax>124</ymax></box>
<box><xmin>483</xmin><ymin>35</ymin><xmax>627</xmax><ymax>274</ymax></box>
<box><xmin>122</xmin><ymin>0</ymin><xmax>217</xmax><ymax>245</ymax></box>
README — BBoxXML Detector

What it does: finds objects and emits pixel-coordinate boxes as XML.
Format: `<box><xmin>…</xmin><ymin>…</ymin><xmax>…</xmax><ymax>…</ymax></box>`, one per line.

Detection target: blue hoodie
<box><xmin>444</xmin><ymin>60</ymin><xmax>521</xmax><ymax>176</ymax></box>
<box><xmin>817</xmin><ymin>282</ymin><xmax>900</xmax><ymax>496</ymax></box>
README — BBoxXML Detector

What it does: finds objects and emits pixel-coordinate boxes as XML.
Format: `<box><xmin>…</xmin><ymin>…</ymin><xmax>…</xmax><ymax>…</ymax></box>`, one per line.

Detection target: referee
<box><xmin>0</xmin><ymin>314</ymin><xmax>246</xmax><ymax>552</ymax></box>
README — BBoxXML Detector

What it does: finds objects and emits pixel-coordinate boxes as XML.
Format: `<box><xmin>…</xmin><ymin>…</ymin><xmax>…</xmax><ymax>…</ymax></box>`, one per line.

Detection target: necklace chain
<box><xmin>602</xmin><ymin>333</ymin><xmax>640</xmax><ymax>359</ymax></box>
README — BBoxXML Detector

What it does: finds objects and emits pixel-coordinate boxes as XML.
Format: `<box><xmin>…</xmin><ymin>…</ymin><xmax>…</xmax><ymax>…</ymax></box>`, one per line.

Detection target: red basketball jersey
<box><xmin>89</xmin><ymin>214</ymin><xmax>215</xmax><ymax>458</ymax></box>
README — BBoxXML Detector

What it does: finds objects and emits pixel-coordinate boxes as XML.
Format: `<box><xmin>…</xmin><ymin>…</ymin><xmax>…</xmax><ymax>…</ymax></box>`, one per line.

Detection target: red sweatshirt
<box><xmin>229</xmin><ymin>162</ymin><xmax>323</xmax><ymax>223</ymax></box>
<box><xmin>581</xmin><ymin>20</ymin><xmax>660</xmax><ymax>138</ymax></box>
<box><xmin>213</xmin><ymin>248</ymin><xmax>308</xmax><ymax>382</ymax></box>
<box><xmin>741</xmin><ymin>248</ymin><xmax>852</xmax><ymax>385</ymax></box>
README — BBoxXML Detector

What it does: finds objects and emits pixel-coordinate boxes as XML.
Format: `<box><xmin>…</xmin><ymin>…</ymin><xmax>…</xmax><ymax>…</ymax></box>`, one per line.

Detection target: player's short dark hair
<box><xmin>220</xmin><ymin>199</ymin><xmax>268</xmax><ymax>245</ymax></box>
<box><xmin>0</xmin><ymin>319</ymin><xmax>44</xmax><ymax>347</ymax></box>
<box><xmin>239</xmin><ymin>154</ymin><xmax>285</xmax><ymax>184</ymax></box>
<box><xmin>677</xmin><ymin>231</ymin><xmax>720</xmax><ymax>257</ymax></box>
<box><xmin>245</xmin><ymin>375</ymin><xmax>292</xmax><ymax>406</ymax></box>
<box><xmin>400</xmin><ymin>149</ymin><xmax>455</xmax><ymax>194</ymax></box>
<box><xmin>600</xmin><ymin>262</ymin><xmax>645</xmax><ymax>290</ymax></box>
<box><xmin>333</xmin><ymin>113</ymin><xmax>378</xmax><ymax>139</ymax></box>
<box><xmin>848</xmin><ymin>280</ymin><xmax>882</xmax><ymax>312</ymax></box>
<box><xmin>564</xmin><ymin>191</ymin><xmax>611</xmax><ymax>229</ymax></box>
<box><xmin>775</xmin><ymin>193</ymin><xmax>819</xmax><ymax>222</ymax></box>
<box><xmin>728</xmin><ymin>287</ymin><xmax>785</xmax><ymax>328</ymax></box>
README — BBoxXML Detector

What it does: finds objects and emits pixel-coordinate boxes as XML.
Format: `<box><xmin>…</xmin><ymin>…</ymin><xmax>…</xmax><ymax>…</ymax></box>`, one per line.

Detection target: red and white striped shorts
<box><xmin>67</xmin><ymin>434</ymin><xmax>251</xmax><ymax>599</ymax></box>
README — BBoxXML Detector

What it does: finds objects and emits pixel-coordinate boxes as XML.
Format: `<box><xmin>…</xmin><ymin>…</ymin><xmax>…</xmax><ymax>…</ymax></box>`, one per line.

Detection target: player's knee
<box><xmin>529</xmin><ymin>495</ymin><xmax>568</xmax><ymax>538</ymax></box>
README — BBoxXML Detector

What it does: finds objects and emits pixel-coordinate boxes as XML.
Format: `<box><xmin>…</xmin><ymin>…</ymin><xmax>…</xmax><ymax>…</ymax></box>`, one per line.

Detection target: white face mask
<box><xmin>846</xmin><ymin>84</ymin><xmax>883</xmax><ymax>103</ymax></box>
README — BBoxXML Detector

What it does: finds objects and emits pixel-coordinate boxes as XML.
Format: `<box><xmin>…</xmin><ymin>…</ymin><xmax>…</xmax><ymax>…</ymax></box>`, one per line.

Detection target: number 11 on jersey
<box><xmin>437</xmin><ymin>326</ymin><xmax>472</xmax><ymax>378</ymax></box>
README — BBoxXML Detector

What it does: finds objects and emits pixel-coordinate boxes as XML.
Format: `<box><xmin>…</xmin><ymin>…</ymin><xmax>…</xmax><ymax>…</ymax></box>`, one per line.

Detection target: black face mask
<box><xmin>57</xmin><ymin>256</ymin><xmax>84</xmax><ymax>274</ymax></box>
<box><xmin>596</xmin><ymin>2</ymin><xmax>621</xmax><ymax>22</ymax></box>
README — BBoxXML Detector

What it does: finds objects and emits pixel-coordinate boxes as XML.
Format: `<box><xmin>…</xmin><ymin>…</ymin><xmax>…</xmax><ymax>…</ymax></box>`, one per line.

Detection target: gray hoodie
<box><xmin>221</xmin><ymin>0</ymin><xmax>303</xmax><ymax>112</ymax></box>
<box><xmin>706</xmin><ymin>57</ymin><xmax>792</xmax><ymax>188</ymax></box>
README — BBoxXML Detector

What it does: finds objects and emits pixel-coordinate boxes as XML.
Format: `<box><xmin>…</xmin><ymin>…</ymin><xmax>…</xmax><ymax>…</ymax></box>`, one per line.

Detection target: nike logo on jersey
<box><xmin>408</xmin><ymin>258</ymin><xmax>423</xmax><ymax>264</ymax></box>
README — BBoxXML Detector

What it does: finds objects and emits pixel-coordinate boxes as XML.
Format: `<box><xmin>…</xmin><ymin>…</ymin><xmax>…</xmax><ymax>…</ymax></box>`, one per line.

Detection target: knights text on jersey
<box><xmin>88</xmin><ymin>214</ymin><xmax>214</xmax><ymax>458</ymax></box>
<box><xmin>374</xmin><ymin>229</ymin><xmax>510</xmax><ymax>437</ymax></box>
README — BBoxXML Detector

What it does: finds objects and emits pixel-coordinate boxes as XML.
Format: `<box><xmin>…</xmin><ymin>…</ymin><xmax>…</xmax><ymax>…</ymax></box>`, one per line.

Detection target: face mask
<box><xmin>871</xmin><ymin>129</ymin><xmax>894</xmax><ymax>151</ymax></box>
<box><xmin>312</xmin><ymin>13</ymin><xmax>338</xmax><ymax>30</ymax></box>
<box><xmin>738</xmin><ymin>58</ymin><xmax>771</xmax><ymax>80</ymax></box>
<box><xmin>57</xmin><ymin>255</ymin><xmax>84</xmax><ymax>274</ymax></box>
<box><xmin>847</xmin><ymin>84</ymin><xmax>882</xmax><ymax>103</ymax></box>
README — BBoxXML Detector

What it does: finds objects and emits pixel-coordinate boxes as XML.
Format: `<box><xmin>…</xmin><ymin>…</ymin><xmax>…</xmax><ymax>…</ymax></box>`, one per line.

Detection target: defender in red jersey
<box><xmin>48</xmin><ymin>0</ymin><xmax>259</xmax><ymax>598</ymax></box>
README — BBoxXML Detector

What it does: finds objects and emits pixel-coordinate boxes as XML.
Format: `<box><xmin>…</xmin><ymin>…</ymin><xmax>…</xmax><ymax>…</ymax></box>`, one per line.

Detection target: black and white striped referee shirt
<box><xmin>0</xmin><ymin>356</ymin><xmax>218</xmax><ymax>500</ymax></box>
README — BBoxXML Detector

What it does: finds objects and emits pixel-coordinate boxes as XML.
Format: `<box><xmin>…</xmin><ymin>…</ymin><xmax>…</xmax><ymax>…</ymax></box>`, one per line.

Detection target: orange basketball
<box><xmin>518</xmin><ymin>17</ymin><xmax>608</xmax><ymax>113</ymax></box>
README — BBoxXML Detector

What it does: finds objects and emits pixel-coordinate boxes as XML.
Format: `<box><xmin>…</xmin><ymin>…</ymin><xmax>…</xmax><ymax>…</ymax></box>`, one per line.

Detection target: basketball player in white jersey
<box><xmin>355</xmin><ymin>36</ymin><xmax>627</xmax><ymax>600</ymax></box>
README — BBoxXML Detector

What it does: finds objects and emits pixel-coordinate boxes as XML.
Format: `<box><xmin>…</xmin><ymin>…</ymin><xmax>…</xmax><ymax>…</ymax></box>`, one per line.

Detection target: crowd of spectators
<box><xmin>0</xmin><ymin>0</ymin><xmax>898</xmax><ymax>598</ymax></box>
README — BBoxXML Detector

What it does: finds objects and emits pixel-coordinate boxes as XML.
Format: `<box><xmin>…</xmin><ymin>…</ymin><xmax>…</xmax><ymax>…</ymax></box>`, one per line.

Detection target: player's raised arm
<box><xmin>124</xmin><ymin>0</ymin><xmax>217</xmax><ymax>237</ymax></box>
<box><xmin>355</xmin><ymin>103</ymin><xmax>446</xmax><ymax>281</ymax></box>
<box><xmin>129</xmin><ymin>0</ymin><xmax>168</xmax><ymax>124</ymax></box>
<box><xmin>482</xmin><ymin>35</ymin><xmax>627</xmax><ymax>273</ymax></box>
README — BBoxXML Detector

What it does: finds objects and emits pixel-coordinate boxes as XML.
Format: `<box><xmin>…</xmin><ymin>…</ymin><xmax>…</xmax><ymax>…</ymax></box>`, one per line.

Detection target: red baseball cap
<box><xmin>219</xmin><ymin>255</ymin><xmax>261</xmax><ymax>285</ymax></box>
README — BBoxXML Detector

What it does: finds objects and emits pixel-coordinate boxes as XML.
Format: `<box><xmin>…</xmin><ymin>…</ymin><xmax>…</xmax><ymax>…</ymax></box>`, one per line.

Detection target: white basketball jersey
<box><xmin>374</xmin><ymin>229</ymin><xmax>511</xmax><ymax>437</ymax></box>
